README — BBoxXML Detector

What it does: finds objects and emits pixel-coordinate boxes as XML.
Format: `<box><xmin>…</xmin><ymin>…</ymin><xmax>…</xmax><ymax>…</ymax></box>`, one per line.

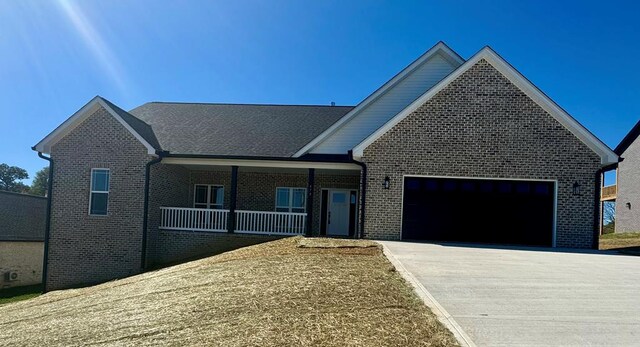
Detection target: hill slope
<box><xmin>0</xmin><ymin>237</ymin><xmax>456</xmax><ymax>346</ymax></box>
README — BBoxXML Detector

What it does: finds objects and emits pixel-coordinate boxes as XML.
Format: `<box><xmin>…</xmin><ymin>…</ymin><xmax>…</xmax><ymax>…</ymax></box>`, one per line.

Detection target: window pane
<box><xmin>292</xmin><ymin>189</ymin><xmax>306</xmax><ymax>208</ymax></box>
<box><xmin>92</xmin><ymin>170</ymin><xmax>109</xmax><ymax>192</ymax></box>
<box><xmin>211</xmin><ymin>186</ymin><xmax>224</xmax><ymax>206</ymax></box>
<box><xmin>275</xmin><ymin>207</ymin><xmax>289</xmax><ymax>213</ymax></box>
<box><xmin>292</xmin><ymin>207</ymin><xmax>305</xmax><ymax>213</ymax></box>
<box><xmin>276</xmin><ymin>188</ymin><xmax>289</xmax><ymax>207</ymax></box>
<box><xmin>332</xmin><ymin>192</ymin><xmax>346</xmax><ymax>203</ymax></box>
<box><xmin>90</xmin><ymin>192</ymin><xmax>108</xmax><ymax>215</ymax></box>
<box><xmin>195</xmin><ymin>186</ymin><xmax>208</xmax><ymax>204</ymax></box>
<box><xmin>194</xmin><ymin>204</ymin><xmax>208</xmax><ymax>209</ymax></box>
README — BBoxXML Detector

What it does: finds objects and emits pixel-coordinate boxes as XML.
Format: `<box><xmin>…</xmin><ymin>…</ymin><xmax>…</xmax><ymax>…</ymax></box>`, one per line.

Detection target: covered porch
<box><xmin>149</xmin><ymin>156</ymin><xmax>363</xmax><ymax>239</ymax></box>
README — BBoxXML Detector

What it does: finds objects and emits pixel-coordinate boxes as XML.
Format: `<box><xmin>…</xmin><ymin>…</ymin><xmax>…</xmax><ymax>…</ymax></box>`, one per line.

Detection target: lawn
<box><xmin>0</xmin><ymin>237</ymin><xmax>457</xmax><ymax>346</ymax></box>
<box><xmin>600</xmin><ymin>232</ymin><xmax>640</xmax><ymax>255</ymax></box>
<box><xmin>0</xmin><ymin>284</ymin><xmax>41</xmax><ymax>305</ymax></box>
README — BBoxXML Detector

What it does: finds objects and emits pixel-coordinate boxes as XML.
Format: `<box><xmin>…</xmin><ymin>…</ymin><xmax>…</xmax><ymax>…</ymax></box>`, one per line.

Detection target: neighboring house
<box><xmin>0</xmin><ymin>190</ymin><xmax>46</xmax><ymax>289</ymax></box>
<box><xmin>33</xmin><ymin>42</ymin><xmax>618</xmax><ymax>291</ymax></box>
<box><xmin>613</xmin><ymin>119</ymin><xmax>640</xmax><ymax>232</ymax></box>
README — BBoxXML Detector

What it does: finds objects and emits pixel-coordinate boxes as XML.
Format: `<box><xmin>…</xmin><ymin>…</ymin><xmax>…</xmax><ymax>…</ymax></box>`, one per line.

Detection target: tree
<box><xmin>602</xmin><ymin>201</ymin><xmax>616</xmax><ymax>234</ymax></box>
<box><xmin>30</xmin><ymin>167</ymin><xmax>49</xmax><ymax>196</ymax></box>
<box><xmin>0</xmin><ymin>163</ymin><xmax>29</xmax><ymax>193</ymax></box>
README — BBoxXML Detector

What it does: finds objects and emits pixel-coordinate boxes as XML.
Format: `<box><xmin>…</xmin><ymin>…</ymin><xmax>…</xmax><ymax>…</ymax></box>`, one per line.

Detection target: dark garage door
<box><xmin>402</xmin><ymin>177</ymin><xmax>555</xmax><ymax>246</ymax></box>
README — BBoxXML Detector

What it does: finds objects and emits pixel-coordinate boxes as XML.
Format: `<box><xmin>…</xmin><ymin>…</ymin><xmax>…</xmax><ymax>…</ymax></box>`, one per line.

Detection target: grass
<box><xmin>599</xmin><ymin>232</ymin><xmax>640</xmax><ymax>255</ymax></box>
<box><xmin>0</xmin><ymin>237</ymin><xmax>457</xmax><ymax>346</ymax></box>
<box><xmin>0</xmin><ymin>284</ymin><xmax>41</xmax><ymax>305</ymax></box>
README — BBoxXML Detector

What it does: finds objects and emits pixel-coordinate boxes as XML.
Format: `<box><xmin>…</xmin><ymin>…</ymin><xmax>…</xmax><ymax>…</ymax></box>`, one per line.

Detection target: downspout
<box><xmin>349</xmin><ymin>151</ymin><xmax>367</xmax><ymax>239</ymax></box>
<box><xmin>141</xmin><ymin>151</ymin><xmax>167</xmax><ymax>270</ymax></box>
<box><xmin>36</xmin><ymin>151</ymin><xmax>53</xmax><ymax>293</ymax></box>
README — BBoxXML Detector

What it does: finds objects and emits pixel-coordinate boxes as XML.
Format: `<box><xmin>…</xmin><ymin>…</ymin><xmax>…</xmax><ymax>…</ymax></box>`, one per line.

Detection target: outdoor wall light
<box><xmin>572</xmin><ymin>181</ymin><xmax>581</xmax><ymax>196</ymax></box>
<box><xmin>626</xmin><ymin>202</ymin><xmax>632</xmax><ymax>210</ymax></box>
<box><xmin>383</xmin><ymin>176</ymin><xmax>390</xmax><ymax>189</ymax></box>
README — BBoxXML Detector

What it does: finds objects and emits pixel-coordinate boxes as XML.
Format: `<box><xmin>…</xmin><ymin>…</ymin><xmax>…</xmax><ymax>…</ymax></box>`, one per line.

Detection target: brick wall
<box><xmin>0</xmin><ymin>241</ymin><xmax>43</xmax><ymax>289</ymax></box>
<box><xmin>48</xmin><ymin>105</ymin><xmax>152</xmax><ymax>290</ymax></box>
<box><xmin>616</xmin><ymin>139</ymin><xmax>640</xmax><ymax>232</ymax></box>
<box><xmin>362</xmin><ymin>59</ymin><xmax>601</xmax><ymax>248</ymax></box>
<box><xmin>0</xmin><ymin>191</ymin><xmax>46</xmax><ymax>241</ymax></box>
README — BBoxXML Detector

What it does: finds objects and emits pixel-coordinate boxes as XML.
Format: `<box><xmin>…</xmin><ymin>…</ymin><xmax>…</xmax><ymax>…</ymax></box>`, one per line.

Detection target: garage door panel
<box><xmin>402</xmin><ymin>177</ymin><xmax>554</xmax><ymax>246</ymax></box>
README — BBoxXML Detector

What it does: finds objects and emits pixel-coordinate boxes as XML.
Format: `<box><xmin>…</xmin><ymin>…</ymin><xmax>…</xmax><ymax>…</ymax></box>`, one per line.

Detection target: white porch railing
<box><xmin>159</xmin><ymin>207</ymin><xmax>306</xmax><ymax>235</ymax></box>
<box><xmin>160</xmin><ymin>207</ymin><xmax>229</xmax><ymax>232</ymax></box>
<box><xmin>235</xmin><ymin>210</ymin><xmax>306</xmax><ymax>235</ymax></box>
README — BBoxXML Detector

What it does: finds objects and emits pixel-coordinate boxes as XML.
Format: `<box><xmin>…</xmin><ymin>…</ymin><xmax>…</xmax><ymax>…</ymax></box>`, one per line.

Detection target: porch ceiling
<box><xmin>161</xmin><ymin>157</ymin><xmax>362</xmax><ymax>172</ymax></box>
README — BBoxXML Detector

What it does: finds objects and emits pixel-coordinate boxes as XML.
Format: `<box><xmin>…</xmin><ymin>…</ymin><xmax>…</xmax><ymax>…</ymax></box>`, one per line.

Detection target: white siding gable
<box><xmin>309</xmin><ymin>51</ymin><xmax>461</xmax><ymax>154</ymax></box>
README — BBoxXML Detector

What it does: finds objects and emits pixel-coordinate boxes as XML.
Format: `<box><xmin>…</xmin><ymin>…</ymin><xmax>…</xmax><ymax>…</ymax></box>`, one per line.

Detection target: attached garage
<box><xmin>401</xmin><ymin>176</ymin><xmax>556</xmax><ymax>246</ymax></box>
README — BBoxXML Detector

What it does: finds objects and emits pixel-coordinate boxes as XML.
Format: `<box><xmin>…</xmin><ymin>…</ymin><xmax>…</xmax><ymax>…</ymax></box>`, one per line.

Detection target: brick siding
<box><xmin>361</xmin><ymin>59</ymin><xmax>601</xmax><ymax>248</ymax></box>
<box><xmin>616</xmin><ymin>139</ymin><xmax>640</xmax><ymax>232</ymax></box>
<box><xmin>48</xmin><ymin>105</ymin><xmax>152</xmax><ymax>290</ymax></box>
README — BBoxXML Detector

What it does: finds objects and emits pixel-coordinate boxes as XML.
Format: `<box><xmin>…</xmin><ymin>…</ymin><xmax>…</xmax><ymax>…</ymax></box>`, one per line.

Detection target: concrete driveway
<box><xmin>380</xmin><ymin>241</ymin><xmax>640</xmax><ymax>347</ymax></box>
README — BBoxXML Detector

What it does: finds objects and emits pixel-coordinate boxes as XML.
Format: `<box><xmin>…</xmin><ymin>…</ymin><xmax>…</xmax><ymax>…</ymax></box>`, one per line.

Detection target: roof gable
<box><xmin>33</xmin><ymin>96</ymin><xmax>159</xmax><ymax>156</ymax></box>
<box><xmin>614</xmin><ymin>119</ymin><xmax>640</xmax><ymax>156</ymax></box>
<box><xmin>352</xmin><ymin>47</ymin><xmax>619</xmax><ymax>166</ymax></box>
<box><xmin>293</xmin><ymin>42</ymin><xmax>464</xmax><ymax>156</ymax></box>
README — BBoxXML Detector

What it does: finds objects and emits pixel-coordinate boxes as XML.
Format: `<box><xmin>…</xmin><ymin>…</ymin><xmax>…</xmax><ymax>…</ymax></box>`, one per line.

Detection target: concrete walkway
<box><xmin>380</xmin><ymin>241</ymin><xmax>640</xmax><ymax>346</ymax></box>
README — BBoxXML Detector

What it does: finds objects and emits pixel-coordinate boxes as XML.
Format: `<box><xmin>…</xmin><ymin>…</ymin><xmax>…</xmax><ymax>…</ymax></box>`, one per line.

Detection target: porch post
<box><xmin>228</xmin><ymin>165</ymin><xmax>238</xmax><ymax>233</ymax></box>
<box><xmin>306</xmin><ymin>168</ymin><xmax>315</xmax><ymax>237</ymax></box>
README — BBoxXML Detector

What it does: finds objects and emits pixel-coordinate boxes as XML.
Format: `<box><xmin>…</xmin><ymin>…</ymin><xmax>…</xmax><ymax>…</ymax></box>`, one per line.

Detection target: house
<box><xmin>0</xmin><ymin>190</ymin><xmax>46</xmax><ymax>289</ymax></box>
<box><xmin>33</xmin><ymin>42</ymin><xmax>618</xmax><ymax>291</ymax></box>
<box><xmin>613</xmin><ymin>119</ymin><xmax>640</xmax><ymax>232</ymax></box>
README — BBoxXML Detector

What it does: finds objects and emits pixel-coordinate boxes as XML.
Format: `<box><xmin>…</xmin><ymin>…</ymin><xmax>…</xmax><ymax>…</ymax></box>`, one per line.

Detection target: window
<box><xmin>275</xmin><ymin>187</ymin><xmax>306</xmax><ymax>213</ymax></box>
<box><xmin>194</xmin><ymin>185</ymin><xmax>224</xmax><ymax>209</ymax></box>
<box><xmin>89</xmin><ymin>169</ymin><xmax>110</xmax><ymax>215</ymax></box>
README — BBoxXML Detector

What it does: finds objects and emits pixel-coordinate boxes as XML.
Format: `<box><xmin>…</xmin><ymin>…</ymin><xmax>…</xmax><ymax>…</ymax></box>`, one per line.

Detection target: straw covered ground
<box><xmin>0</xmin><ymin>236</ymin><xmax>457</xmax><ymax>346</ymax></box>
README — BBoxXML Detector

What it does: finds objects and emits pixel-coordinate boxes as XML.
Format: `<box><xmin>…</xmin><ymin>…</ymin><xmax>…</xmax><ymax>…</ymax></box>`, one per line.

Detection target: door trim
<box><xmin>322</xmin><ymin>188</ymin><xmax>359</xmax><ymax>237</ymax></box>
<box><xmin>400</xmin><ymin>175</ymin><xmax>558</xmax><ymax>247</ymax></box>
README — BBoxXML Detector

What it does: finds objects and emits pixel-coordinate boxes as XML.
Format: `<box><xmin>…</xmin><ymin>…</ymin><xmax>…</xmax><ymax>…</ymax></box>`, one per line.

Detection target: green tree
<box><xmin>30</xmin><ymin>167</ymin><xmax>49</xmax><ymax>196</ymax></box>
<box><xmin>0</xmin><ymin>163</ymin><xmax>29</xmax><ymax>193</ymax></box>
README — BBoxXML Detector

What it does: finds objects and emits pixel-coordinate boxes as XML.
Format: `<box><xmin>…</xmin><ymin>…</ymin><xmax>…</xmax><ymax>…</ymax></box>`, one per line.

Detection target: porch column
<box><xmin>306</xmin><ymin>168</ymin><xmax>315</xmax><ymax>237</ymax></box>
<box><xmin>228</xmin><ymin>165</ymin><xmax>238</xmax><ymax>233</ymax></box>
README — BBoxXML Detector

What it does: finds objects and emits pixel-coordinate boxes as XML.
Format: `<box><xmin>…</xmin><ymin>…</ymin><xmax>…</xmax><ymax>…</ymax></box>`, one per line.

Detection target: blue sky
<box><xmin>1</xmin><ymin>0</ymin><xmax>638</xmax><ymax>184</ymax></box>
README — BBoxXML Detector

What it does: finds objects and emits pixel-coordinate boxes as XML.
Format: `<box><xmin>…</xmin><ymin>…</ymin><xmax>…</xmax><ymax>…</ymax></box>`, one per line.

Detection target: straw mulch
<box><xmin>0</xmin><ymin>237</ymin><xmax>457</xmax><ymax>346</ymax></box>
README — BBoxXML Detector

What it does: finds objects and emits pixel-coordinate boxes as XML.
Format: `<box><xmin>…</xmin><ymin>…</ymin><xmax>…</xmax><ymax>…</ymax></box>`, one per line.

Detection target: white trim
<box><xmin>193</xmin><ymin>184</ymin><xmax>224</xmax><ymax>209</ymax></box>
<box><xmin>399</xmin><ymin>174</ymin><xmax>558</xmax><ymax>247</ymax></box>
<box><xmin>161</xmin><ymin>157</ymin><xmax>361</xmax><ymax>170</ymax></box>
<box><xmin>275</xmin><ymin>187</ymin><xmax>307</xmax><ymax>213</ymax></box>
<box><xmin>34</xmin><ymin>96</ymin><xmax>157</xmax><ymax>156</ymax></box>
<box><xmin>89</xmin><ymin>168</ymin><xmax>110</xmax><ymax>216</ymax></box>
<box><xmin>352</xmin><ymin>47</ymin><xmax>618</xmax><ymax>166</ymax></box>
<box><xmin>292</xmin><ymin>42</ymin><xmax>464</xmax><ymax>157</ymax></box>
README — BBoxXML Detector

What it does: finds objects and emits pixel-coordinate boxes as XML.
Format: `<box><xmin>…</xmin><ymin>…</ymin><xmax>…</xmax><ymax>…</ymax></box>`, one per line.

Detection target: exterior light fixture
<box><xmin>383</xmin><ymin>176</ymin><xmax>390</xmax><ymax>189</ymax></box>
<box><xmin>572</xmin><ymin>182</ymin><xmax>581</xmax><ymax>196</ymax></box>
<box><xmin>626</xmin><ymin>202</ymin><xmax>632</xmax><ymax>210</ymax></box>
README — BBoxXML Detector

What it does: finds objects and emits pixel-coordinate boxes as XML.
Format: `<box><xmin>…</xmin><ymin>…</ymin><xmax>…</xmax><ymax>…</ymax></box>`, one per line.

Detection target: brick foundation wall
<box><xmin>48</xmin><ymin>105</ymin><xmax>152</xmax><ymax>290</ymax></box>
<box><xmin>616</xmin><ymin>139</ymin><xmax>640</xmax><ymax>233</ymax></box>
<box><xmin>0</xmin><ymin>191</ymin><xmax>46</xmax><ymax>241</ymax></box>
<box><xmin>362</xmin><ymin>59</ymin><xmax>601</xmax><ymax>248</ymax></box>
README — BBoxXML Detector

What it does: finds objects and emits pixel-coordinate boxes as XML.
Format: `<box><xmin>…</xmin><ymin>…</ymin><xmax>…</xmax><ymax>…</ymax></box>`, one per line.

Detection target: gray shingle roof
<box><xmin>99</xmin><ymin>97</ymin><xmax>162</xmax><ymax>151</ymax></box>
<box><xmin>128</xmin><ymin>102</ymin><xmax>354</xmax><ymax>157</ymax></box>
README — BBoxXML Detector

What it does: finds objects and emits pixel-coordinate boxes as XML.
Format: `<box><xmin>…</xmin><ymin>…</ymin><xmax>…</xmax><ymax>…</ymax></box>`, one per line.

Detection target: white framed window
<box><xmin>89</xmin><ymin>168</ymin><xmax>110</xmax><ymax>215</ymax></box>
<box><xmin>194</xmin><ymin>184</ymin><xmax>224</xmax><ymax>209</ymax></box>
<box><xmin>275</xmin><ymin>187</ymin><xmax>306</xmax><ymax>213</ymax></box>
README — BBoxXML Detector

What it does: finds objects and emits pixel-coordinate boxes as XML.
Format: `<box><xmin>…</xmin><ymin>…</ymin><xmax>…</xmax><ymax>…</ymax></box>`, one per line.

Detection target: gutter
<box><xmin>140</xmin><ymin>151</ymin><xmax>167</xmax><ymax>270</ymax></box>
<box><xmin>35</xmin><ymin>150</ymin><xmax>53</xmax><ymax>293</ymax></box>
<box><xmin>348</xmin><ymin>150</ymin><xmax>367</xmax><ymax>239</ymax></box>
<box><xmin>162</xmin><ymin>152</ymin><xmax>354</xmax><ymax>163</ymax></box>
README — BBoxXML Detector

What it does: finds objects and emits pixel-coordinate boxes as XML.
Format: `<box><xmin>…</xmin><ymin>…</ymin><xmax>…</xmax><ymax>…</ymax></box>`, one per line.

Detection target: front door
<box><xmin>327</xmin><ymin>190</ymin><xmax>350</xmax><ymax>236</ymax></box>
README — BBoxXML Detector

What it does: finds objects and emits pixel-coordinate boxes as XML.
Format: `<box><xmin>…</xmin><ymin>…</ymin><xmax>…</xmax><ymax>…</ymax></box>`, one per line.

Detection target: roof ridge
<box><xmin>138</xmin><ymin>101</ymin><xmax>356</xmax><ymax>108</ymax></box>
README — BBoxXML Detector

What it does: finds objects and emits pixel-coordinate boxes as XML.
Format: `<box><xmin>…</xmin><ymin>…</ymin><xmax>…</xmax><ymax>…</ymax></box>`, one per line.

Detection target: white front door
<box><xmin>327</xmin><ymin>190</ymin><xmax>350</xmax><ymax>236</ymax></box>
